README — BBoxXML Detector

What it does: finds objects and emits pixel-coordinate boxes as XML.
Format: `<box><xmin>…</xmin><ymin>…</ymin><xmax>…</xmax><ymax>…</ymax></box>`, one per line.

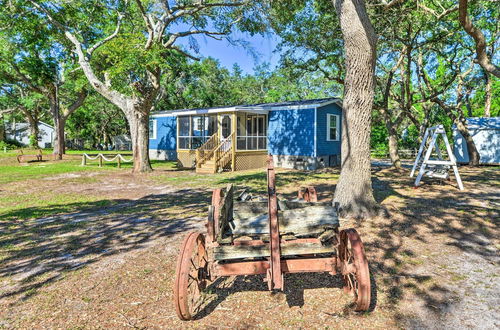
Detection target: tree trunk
<box><xmin>48</xmin><ymin>91</ymin><xmax>64</xmax><ymax>160</ymax></box>
<box><xmin>52</xmin><ymin>113</ymin><xmax>66</xmax><ymax>159</ymax></box>
<box><xmin>456</xmin><ymin>119</ymin><xmax>480</xmax><ymax>166</ymax></box>
<box><xmin>379</xmin><ymin>107</ymin><xmax>402</xmax><ymax>170</ymax></box>
<box><xmin>484</xmin><ymin>72</ymin><xmax>491</xmax><ymax>117</ymax></box>
<box><xmin>127</xmin><ymin>109</ymin><xmax>153</xmax><ymax>173</ymax></box>
<box><xmin>332</xmin><ymin>0</ymin><xmax>379</xmax><ymax>218</ymax></box>
<box><xmin>387</xmin><ymin>129</ymin><xmax>401</xmax><ymax>170</ymax></box>
<box><xmin>0</xmin><ymin>114</ymin><xmax>5</xmax><ymax>142</ymax></box>
<box><xmin>27</xmin><ymin>115</ymin><xmax>39</xmax><ymax>148</ymax></box>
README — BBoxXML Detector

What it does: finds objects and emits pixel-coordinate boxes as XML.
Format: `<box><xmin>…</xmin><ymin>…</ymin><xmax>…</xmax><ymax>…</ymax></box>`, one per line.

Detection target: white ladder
<box><xmin>410</xmin><ymin>125</ymin><xmax>464</xmax><ymax>190</ymax></box>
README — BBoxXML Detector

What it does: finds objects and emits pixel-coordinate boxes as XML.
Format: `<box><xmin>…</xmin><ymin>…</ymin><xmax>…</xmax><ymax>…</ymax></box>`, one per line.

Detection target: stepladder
<box><xmin>410</xmin><ymin>125</ymin><xmax>464</xmax><ymax>190</ymax></box>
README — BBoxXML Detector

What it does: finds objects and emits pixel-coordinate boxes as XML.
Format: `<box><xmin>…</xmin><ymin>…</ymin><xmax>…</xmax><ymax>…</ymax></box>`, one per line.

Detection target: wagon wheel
<box><xmin>173</xmin><ymin>232</ymin><xmax>209</xmax><ymax>321</ymax></box>
<box><xmin>338</xmin><ymin>228</ymin><xmax>371</xmax><ymax>311</ymax></box>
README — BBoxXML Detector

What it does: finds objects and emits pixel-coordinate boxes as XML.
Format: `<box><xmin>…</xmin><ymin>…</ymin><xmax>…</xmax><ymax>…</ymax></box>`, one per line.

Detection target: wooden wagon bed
<box><xmin>173</xmin><ymin>156</ymin><xmax>371</xmax><ymax>321</ymax></box>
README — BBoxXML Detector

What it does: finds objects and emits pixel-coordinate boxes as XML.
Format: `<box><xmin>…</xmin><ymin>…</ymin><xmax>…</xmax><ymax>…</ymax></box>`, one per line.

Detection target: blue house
<box><xmin>453</xmin><ymin>117</ymin><xmax>500</xmax><ymax>165</ymax></box>
<box><xmin>149</xmin><ymin>97</ymin><xmax>343</xmax><ymax>173</ymax></box>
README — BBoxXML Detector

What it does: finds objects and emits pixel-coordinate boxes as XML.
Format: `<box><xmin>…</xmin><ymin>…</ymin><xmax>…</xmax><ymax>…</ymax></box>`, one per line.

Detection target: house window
<box><xmin>327</xmin><ymin>114</ymin><xmax>339</xmax><ymax>141</ymax></box>
<box><xmin>178</xmin><ymin>115</ymin><xmax>217</xmax><ymax>150</ymax></box>
<box><xmin>149</xmin><ymin>119</ymin><xmax>157</xmax><ymax>139</ymax></box>
<box><xmin>237</xmin><ymin>114</ymin><xmax>267</xmax><ymax>150</ymax></box>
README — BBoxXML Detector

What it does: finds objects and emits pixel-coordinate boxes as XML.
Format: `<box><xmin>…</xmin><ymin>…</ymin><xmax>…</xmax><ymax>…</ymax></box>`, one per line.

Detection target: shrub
<box><xmin>0</xmin><ymin>139</ymin><xmax>24</xmax><ymax>150</ymax></box>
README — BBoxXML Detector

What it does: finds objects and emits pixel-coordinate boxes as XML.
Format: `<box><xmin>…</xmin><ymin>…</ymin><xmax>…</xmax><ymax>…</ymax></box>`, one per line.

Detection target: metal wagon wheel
<box><xmin>338</xmin><ymin>228</ymin><xmax>371</xmax><ymax>311</ymax></box>
<box><xmin>173</xmin><ymin>232</ymin><xmax>208</xmax><ymax>321</ymax></box>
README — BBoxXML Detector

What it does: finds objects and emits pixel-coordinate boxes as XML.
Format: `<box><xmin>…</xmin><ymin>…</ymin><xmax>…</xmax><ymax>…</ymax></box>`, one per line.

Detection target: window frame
<box><xmin>149</xmin><ymin>118</ymin><xmax>157</xmax><ymax>140</ymax></box>
<box><xmin>326</xmin><ymin>114</ymin><xmax>340</xmax><ymax>141</ymax></box>
<box><xmin>177</xmin><ymin>114</ymin><xmax>218</xmax><ymax>150</ymax></box>
<box><xmin>236</xmin><ymin>113</ymin><xmax>267</xmax><ymax>151</ymax></box>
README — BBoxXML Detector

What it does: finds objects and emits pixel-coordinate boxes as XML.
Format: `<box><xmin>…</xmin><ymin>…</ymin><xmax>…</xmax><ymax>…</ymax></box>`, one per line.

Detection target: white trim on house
<box><xmin>150</xmin><ymin>98</ymin><xmax>342</xmax><ymax>118</ymax></box>
<box><xmin>152</xmin><ymin>108</ymin><xmax>268</xmax><ymax>117</ymax></box>
<box><xmin>149</xmin><ymin>119</ymin><xmax>157</xmax><ymax>139</ymax></box>
<box><xmin>326</xmin><ymin>114</ymin><xmax>340</xmax><ymax>141</ymax></box>
<box><xmin>313</xmin><ymin>107</ymin><xmax>317</xmax><ymax>157</ymax></box>
<box><xmin>39</xmin><ymin>121</ymin><xmax>54</xmax><ymax>130</ymax></box>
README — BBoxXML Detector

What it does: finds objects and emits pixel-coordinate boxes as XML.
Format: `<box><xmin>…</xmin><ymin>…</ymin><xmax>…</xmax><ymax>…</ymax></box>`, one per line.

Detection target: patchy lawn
<box><xmin>0</xmin><ymin>156</ymin><xmax>498</xmax><ymax>328</ymax></box>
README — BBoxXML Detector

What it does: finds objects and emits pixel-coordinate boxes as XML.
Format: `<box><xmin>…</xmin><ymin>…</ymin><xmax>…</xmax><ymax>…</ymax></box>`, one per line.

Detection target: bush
<box><xmin>29</xmin><ymin>135</ymin><xmax>38</xmax><ymax>148</ymax></box>
<box><xmin>0</xmin><ymin>139</ymin><xmax>24</xmax><ymax>150</ymax></box>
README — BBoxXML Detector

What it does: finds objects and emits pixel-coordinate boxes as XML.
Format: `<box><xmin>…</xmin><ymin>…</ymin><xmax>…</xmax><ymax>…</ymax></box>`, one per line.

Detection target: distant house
<box><xmin>112</xmin><ymin>135</ymin><xmax>132</xmax><ymax>151</ymax></box>
<box><xmin>149</xmin><ymin>97</ymin><xmax>343</xmax><ymax>173</ymax></box>
<box><xmin>453</xmin><ymin>117</ymin><xmax>500</xmax><ymax>165</ymax></box>
<box><xmin>5</xmin><ymin>121</ymin><xmax>54</xmax><ymax>148</ymax></box>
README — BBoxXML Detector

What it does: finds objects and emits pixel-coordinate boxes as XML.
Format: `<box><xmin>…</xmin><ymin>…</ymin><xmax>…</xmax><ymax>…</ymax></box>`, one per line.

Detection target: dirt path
<box><xmin>0</xmin><ymin>164</ymin><xmax>498</xmax><ymax>328</ymax></box>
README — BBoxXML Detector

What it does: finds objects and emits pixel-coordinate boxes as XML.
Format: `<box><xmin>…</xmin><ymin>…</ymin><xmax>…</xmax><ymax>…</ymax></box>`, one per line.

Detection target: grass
<box><xmin>0</xmin><ymin>161</ymin><xmax>105</xmax><ymax>184</ymax></box>
<box><xmin>0</xmin><ymin>154</ymin><xmax>178</xmax><ymax>221</ymax></box>
<box><xmin>0</xmin><ymin>193</ymin><xmax>114</xmax><ymax>221</ymax></box>
<box><xmin>0</xmin><ymin>158</ymin><xmax>178</xmax><ymax>185</ymax></box>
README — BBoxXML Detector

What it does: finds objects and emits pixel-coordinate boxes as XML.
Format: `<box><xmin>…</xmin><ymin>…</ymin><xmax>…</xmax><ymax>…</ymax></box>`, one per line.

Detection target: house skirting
<box><xmin>177</xmin><ymin>150</ymin><xmax>196</xmax><ymax>168</ymax></box>
<box><xmin>234</xmin><ymin>151</ymin><xmax>268</xmax><ymax>171</ymax></box>
<box><xmin>149</xmin><ymin>149</ymin><xmax>177</xmax><ymax>161</ymax></box>
<box><xmin>273</xmin><ymin>155</ymin><xmax>340</xmax><ymax>170</ymax></box>
<box><xmin>177</xmin><ymin>149</ymin><xmax>268</xmax><ymax>171</ymax></box>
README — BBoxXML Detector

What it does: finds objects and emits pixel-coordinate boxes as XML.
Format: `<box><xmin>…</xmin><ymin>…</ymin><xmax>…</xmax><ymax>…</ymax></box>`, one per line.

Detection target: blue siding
<box><xmin>316</xmin><ymin>104</ymin><xmax>342</xmax><ymax>156</ymax></box>
<box><xmin>268</xmin><ymin>108</ymin><xmax>315</xmax><ymax>157</ymax></box>
<box><xmin>150</xmin><ymin>116</ymin><xmax>176</xmax><ymax>151</ymax></box>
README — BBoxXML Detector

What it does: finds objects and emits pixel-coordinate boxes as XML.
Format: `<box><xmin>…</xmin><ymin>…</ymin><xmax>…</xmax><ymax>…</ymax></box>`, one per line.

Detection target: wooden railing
<box><xmin>195</xmin><ymin>133</ymin><xmax>218</xmax><ymax>168</ymax></box>
<box><xmin>213</xmin><ymin>132</ymin><xmax>235</xmax><ymax>172</ymax></box>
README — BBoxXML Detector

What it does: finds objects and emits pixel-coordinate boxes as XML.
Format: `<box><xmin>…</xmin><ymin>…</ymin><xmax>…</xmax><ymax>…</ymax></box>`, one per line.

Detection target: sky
<box><xmin>178</xmin><ymin>31</ymin><xmax>282</xmax><ymax>75</ymax></box>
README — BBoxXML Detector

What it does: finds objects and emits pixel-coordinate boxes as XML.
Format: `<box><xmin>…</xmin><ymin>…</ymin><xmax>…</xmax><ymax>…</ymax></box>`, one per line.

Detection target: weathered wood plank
<box><xmin>216</xmin><ymin>184</ymin><xmax>234</xmax><ymax>242</ymax></box>
<box><xmin>233</xmin><ymin>201</ymin><xmax>332</xmax><ymax>215</ymax></box>
<box><xmin>214</xmin><ymin>242</ymin><xmax>336</xmax><ymax>260</ymax></box>
<box><xmin>229</xmin><ymin>205</ymin><xmax>339</xmax><ymax>237</ymax></box>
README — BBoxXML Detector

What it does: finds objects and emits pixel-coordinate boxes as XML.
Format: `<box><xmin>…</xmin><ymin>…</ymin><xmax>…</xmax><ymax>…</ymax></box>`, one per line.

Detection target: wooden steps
<box><xmin>195</xmin><ymin>133</ymin><xmax>234</xmax><ymax>174</ymax></box>
<box><xmin>196</xmin><ymin>165</ymin><xmax>216</xmax><ymax>174</ymax></box>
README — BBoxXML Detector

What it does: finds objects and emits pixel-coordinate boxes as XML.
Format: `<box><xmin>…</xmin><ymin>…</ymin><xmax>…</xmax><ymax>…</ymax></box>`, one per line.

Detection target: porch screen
<box><xmin>237</xmin><ymin>114</ymin><xmax>267</xmax><ymax>150</ymax></box>
<box><xmin>178</xmin><ymin>115</ymin><xmax>217</xmax><ymax>149</ymax></box>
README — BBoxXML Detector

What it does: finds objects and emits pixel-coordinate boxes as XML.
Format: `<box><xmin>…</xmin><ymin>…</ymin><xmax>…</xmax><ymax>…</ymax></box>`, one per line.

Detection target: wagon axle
<box><xmin>173</xmin><ymin>156</ymin><xmax>371</xmax><ymax>320</ymax></box>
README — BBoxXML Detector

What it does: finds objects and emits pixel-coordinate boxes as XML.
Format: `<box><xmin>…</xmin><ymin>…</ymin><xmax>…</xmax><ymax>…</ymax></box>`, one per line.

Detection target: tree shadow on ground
<box><xmin>194</xmin><ymin>272</ymin><xmax>357</xmax><ymax>320</ymax></box>
<box><xmin>363</xmin><ymin>165</ymin><xmax>499</xmax><ymax>327</ymax></box>
<box><xmin>0</xmin><ymin>188</ymin><xmax>211</xmax><ymax>303</ymax></box>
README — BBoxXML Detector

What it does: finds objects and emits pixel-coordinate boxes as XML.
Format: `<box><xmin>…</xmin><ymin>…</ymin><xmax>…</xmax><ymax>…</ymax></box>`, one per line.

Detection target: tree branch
<box><xmin>27</xmin><ymin>0</ymin><xmax>130</xmax><ymax>111</ymax></box>
<box><xmin>134</xmin><ymin>0</ymin><xmax>155</xmax><ymax>49</ymax></box>
<box><xmin>374</xmin><ymin>0</ymin><xmax>407</xmax><ymax>10</ymax></box>
<box><xmin>417</xmin><ymin>3</ymin><xmax>458</xmax><ymax>20</ymax></box>
<box><xmin>63</xmin><ymin>89</ymin><xmax>88</xmax><ymax>119</ymax></box>
<box><xmin>170</xmin><ymin>46</ymin><xmax>200</xmax><ymax>61</ymax></box>
<box><xmin>87</xmin><ymin>13</ymin><xmax>123</xmax><ymax>56</ymax></box>
<box><xmin>163</xmin><ymin>29</ymin><xmax>227</xmax><ymax>48</ymax></box>
<box><xmin>458</xmin><ymin>0</ymin><xmax>500</xmax><ymax>77</ymax></box>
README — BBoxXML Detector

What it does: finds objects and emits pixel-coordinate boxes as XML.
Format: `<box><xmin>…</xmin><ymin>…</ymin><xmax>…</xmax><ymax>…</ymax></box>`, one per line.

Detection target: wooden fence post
<box><xmin>99</xmin><ymin>155</ymin><xmax>103</xmax><ymax>167</ymax></box>
<box><xmin>117</xmin><ymin>156</ymin><xmax>121</xmax><ymax>168</ymax></box>
<box><xmin>82</xmin><ymin>155</ymin><xmax>86</xmax><ymax>166</ymax></box>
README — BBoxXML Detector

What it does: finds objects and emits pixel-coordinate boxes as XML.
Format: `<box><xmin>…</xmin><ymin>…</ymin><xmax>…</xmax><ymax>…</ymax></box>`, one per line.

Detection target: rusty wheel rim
<box><xmin>173</xmin><ymin>232</ymin><xmax>208</xmax><ymax>320</ymax></box>
<box><xmin>339</xmin><ymin>228</ymin><xmax>371</xmax><ymax>311</ymax></box>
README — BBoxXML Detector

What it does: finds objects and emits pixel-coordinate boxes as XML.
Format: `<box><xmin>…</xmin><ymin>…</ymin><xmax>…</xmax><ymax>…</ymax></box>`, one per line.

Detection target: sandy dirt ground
<box><xmin>0</xmin><ymin>162</ymin><xmax>498</xmax><ymax>329</ymax></box>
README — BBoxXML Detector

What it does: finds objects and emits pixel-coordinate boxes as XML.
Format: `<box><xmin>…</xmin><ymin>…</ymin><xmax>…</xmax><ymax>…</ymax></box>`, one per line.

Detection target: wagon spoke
<box><xmin>338</xmin><ymin>229</ymin><xmax>371</xmax><ymax>312</ymax></box>
<box><xmin>173</xmin><ymin>232</ymin><xmax>208</xmax><ymax>321</ymax></box>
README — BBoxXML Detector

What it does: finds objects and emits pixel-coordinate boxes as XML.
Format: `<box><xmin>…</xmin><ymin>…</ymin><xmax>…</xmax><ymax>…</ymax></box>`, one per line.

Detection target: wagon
<box><xmin>173</xmin><ymin>157</ymin><xmax>371</xmax><ymax>320</ymax></box>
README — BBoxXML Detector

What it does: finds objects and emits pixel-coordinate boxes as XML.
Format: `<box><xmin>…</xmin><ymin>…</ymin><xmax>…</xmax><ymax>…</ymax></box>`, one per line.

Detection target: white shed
<box><xmin>6</xmin><ymin>121</ymin><xmax>54</xmax><ymax>149</ymax></box>
<box><xmin>453</xmin><ymin>117</ymin><xmax>500</xmax><ymax>165</ymax></box>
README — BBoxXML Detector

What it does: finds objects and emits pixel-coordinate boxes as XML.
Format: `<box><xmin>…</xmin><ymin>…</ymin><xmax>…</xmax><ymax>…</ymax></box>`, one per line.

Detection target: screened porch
<box><xmin>176</xmin><ymin>112</ymin><xmax>268</xmax><ymax>152</ymax></box>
